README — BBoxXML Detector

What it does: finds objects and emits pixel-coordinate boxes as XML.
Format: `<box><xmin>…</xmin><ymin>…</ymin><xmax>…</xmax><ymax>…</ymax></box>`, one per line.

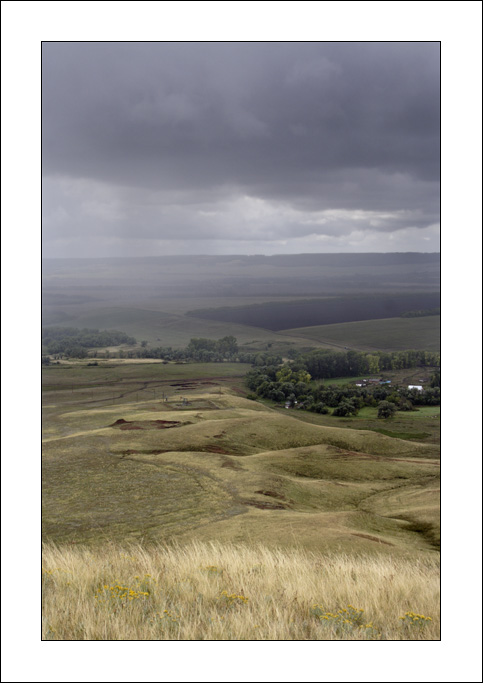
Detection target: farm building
<box><xmin>408</xmin><ymin>385</ymin><xmax>423</xmax><ymax>391</ymax></box>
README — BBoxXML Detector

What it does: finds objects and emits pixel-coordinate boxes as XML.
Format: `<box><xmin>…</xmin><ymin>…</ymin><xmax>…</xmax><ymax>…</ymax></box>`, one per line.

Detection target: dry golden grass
<box><xmin>42</xmin><ymin>541</ymin><xmax>439</xmax><ymax>640</ymax></box>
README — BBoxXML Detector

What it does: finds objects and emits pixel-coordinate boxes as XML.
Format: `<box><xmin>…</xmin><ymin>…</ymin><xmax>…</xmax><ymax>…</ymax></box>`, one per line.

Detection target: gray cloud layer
<box><xmin>42</xmin><ymin>42</ymin><xmax>440</xmax><ymax>256</ymax></box>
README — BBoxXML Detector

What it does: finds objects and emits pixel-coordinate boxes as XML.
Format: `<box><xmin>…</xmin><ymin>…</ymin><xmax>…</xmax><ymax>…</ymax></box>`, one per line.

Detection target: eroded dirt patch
<box><xmin>243</xmin><ymin>500</ymin><xmax>287</xmax><ymax>510</ymax></box>
<box><xmin>118</xmin><ymin>449</ymin><xmax>170</xmax><ymax>456</ymax></box>
<box><xmin>202</xmin><ymin>445</ymin><xmax>235</xmax><ymax>455</ymax></box>
<box><xmin>220</xmin><ymin>458</ymin><xmax>243</xmax><ymax>470</ymax></box>
<box><xmin>109</xmin><ymin>419</ymin><xmax>182</xmax><ymax>431</ymax></box>
<box><xmin>170</xmin><ymin>381</ymin><xmax>218</xmax><ymax>389</ymax></box>
<box><xmin>255</xmin><ymin>490</ymin><xmax>287</xmax><ymax>501</ymax></box>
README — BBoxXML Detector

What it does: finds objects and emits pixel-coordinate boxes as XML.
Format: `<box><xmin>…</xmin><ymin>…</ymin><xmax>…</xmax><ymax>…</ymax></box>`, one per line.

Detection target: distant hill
<box><xmin>187</xmin><ymin>293</ymin><xmax>441</xmax><ymax>331</ymax></box>
<box><xmin>43</xmin><ymin>252</ymin><xmax>440</xmax><ymax>268</ymax></box>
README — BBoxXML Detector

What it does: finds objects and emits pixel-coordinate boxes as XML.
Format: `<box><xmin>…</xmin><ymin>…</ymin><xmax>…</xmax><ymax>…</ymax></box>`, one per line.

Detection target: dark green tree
<box><xmin>333</xmin><ymin>400</ymin><xmax>358</xmax><ymax>417</ymax></box>
<box><xmin>377</xmin><ymin>401</ymin><xmax>397</xmax><ymax>419</ymax></box>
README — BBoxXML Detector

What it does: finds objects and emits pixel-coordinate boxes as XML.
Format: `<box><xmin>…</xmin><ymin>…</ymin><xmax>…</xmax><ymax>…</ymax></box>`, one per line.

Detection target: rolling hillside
<box><xmin>43</xmin><ymin>366</ymin><xmax>440</xmax><ymax>555</ymax></box>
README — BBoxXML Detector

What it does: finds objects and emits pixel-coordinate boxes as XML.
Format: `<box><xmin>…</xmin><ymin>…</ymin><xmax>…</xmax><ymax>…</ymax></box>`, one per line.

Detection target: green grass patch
<box><xmin>372</xmin><ymin>429</ymin><xmax>431</xmax><ymax>441</ymax></box>
<box><xmin>280</xmin><ymin>406</ymin><xmax>439</xmax><ymax>446</ymax></box>
<box><xmin>42</xmin><ymin>361</ymin><xmax>251</xmax><ymax>388</ymax></box>
<box><xmin>319</xmin><ymin>376</ymin><xmax>371</xmax><ymax>387</ymax></box>
<box><xmin>282</xmin><ymin>316</ymin><xmax>440</xmax><ymax>352</ymax></box>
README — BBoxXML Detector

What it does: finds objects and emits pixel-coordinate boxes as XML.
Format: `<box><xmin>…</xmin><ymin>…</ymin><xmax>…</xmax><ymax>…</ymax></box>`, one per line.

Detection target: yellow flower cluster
<box><xmin>312</xmin><ymin>604</ymin><xmax>374</xmax><ymax>633</ymax></box>
<box><xmin>312</xmin><ymin>604</ymin><xmax>364</xmax><ymax>623</ymax></box>
<box><xmin>217</xmin><ymin>590</ymin><xmax>249</xmax><ymax>606</ymax></box>
<box><xmin>399</xmin><ymin>611</ymin><xmax>432</xmax><ymax>626</ymax></box>
<box><xmin>311</xmin><ymin>604</ymin><xmax>381</xmax><ymax>638</ymax></box>
<box><xmin>94</xmin><ymin>582</ymin><xmax>150</xmax><ymax>605</ymax></box>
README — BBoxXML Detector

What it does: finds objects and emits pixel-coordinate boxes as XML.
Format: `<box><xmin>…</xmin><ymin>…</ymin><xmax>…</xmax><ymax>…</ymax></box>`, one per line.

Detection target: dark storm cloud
<box><xmin>42</xmin><ymin>42</ymin><xmax>440</xmax><ymax>256</ymax></box>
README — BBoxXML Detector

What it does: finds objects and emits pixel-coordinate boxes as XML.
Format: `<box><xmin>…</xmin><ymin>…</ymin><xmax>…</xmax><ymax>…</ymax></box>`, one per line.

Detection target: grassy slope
<box><xmin>42</xmin><ymin>304</ymin><xmax>326</xmax><ymax>351</ymax></box>
<box><xmin>42</xmin><ymin>299</ymin><xmax>439</xmax><ymax>353</ymax></box>
<box><xmin>281</xmin><ymin>315</ymin><xmax>441</xmax><ymax>351</ymax></box>
<box><xmin>43</xmin><ymin>364</ymin><xmax>440</xmax><ymax>556</ymax></box>
<box><xmin>281</xmin><ymin>405</ymin><xmax>440</xmax><ymax>446</ymax></box>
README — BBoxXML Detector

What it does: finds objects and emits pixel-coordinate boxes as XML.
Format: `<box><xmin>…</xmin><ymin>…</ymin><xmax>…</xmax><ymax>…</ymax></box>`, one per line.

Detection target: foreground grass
<box><xmin>42</xmin><ymin>541</ymin><xmax>439</xmax><ymax>640</ymax></box>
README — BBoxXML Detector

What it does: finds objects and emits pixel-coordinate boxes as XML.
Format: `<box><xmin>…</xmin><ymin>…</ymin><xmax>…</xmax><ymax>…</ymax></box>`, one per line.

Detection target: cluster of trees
<box><xmin>186</xmin><ymin>336</ymin><xmax>238</xmax><ymax>359</ymax></box>
<box><xmin>119</xmin><ymin>336</ymin><xmax>242</xmax><ymax>363</ymax></box>
<box><xmin>293</xmin><ymin>348</ymin><xmax>440</xmax><ymax>380</ymax></box>
<box><xmin>42</xmin><ymin>327</ymin><xmax>136</xmax><ymax>357</ymax></box>
<box><xmin>110</xmin><ymin>337</ymin><xmax>282</xmax><ymax>365</ymax></box>
<box><xmin>42</xmin><ymin>331</ymin><xmax>284</xmax><ymax>367</ymax></box>
<box><xmin>246</xmin><ymin>365</ymin><xmax>313</xmax><ymax>405</ymax></box>
<box><xmin>245</xmin><ymin>362</ymin><xmax>440</xmax><ymax>418</ymax></box>
<box><xmin>400</xmin><ymin>308</ymin><xmax>440</xmax><ymax>318</ymax></box>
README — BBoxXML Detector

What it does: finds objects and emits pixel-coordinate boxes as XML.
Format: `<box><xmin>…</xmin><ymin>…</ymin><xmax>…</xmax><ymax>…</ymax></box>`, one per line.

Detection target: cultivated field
<box><xmin>187</xmin><ymin>294</ymin><xmax>441</xmax><ymax>331</ymax></box>
<box><xmin>282</xmin><ymin>315</ymin><xmax>441</xmax><ymax>352</ymax></box>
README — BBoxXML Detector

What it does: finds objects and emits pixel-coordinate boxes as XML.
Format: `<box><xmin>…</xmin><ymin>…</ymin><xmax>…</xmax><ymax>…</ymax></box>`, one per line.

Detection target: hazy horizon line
<box><xmin>42</xmin><ymin>250</ymin><xmax>441</xmax><ymax>260</ymax></box>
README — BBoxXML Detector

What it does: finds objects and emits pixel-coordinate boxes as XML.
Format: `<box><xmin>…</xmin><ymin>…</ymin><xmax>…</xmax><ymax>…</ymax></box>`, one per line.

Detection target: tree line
<box><xmin>400</xmin><ymin>308</ymin><xmax>440</xmax><ymax>318</ymax></box>
<box><xmin>289</xmin><ymin>348</ymin><xmax>440</xmax><ymax>380</ymax></box>
<box><xmin>42</xmin><ymin>327</ymin><xmax>136</xmax><ymax>356</ymax></box>
<box><xmin>42</xmin><ymin>330</ymin><xmax>283</xmax><ymax>366</ymax></box>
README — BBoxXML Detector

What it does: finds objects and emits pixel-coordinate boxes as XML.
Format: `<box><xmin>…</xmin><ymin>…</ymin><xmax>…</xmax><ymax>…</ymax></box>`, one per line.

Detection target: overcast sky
<box><xmin>42</xmin><ymin>41</ymin><xmax>440</xmax><ymax>257</ymax></box>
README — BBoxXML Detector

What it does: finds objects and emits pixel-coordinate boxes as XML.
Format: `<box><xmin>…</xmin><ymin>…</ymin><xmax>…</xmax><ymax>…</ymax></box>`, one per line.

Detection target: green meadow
<box><xmin>281</xmin><ymin>315</ymin><xmax>440</xmax><ymax>352</ymax></box>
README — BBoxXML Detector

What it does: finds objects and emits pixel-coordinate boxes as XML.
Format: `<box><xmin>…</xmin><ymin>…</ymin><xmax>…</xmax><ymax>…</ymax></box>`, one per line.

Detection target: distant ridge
<box><xmin>43</xmin><ymin>252</ymin><xmax>440</xmax><ymax>267</ymax></box>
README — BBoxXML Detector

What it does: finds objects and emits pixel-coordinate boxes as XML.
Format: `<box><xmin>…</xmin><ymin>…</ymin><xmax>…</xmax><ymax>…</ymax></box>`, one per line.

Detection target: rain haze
<box><xmin>42</xmin><ymin>41</ymin><xmax>440</xmax><ymax>257</ymax></box>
